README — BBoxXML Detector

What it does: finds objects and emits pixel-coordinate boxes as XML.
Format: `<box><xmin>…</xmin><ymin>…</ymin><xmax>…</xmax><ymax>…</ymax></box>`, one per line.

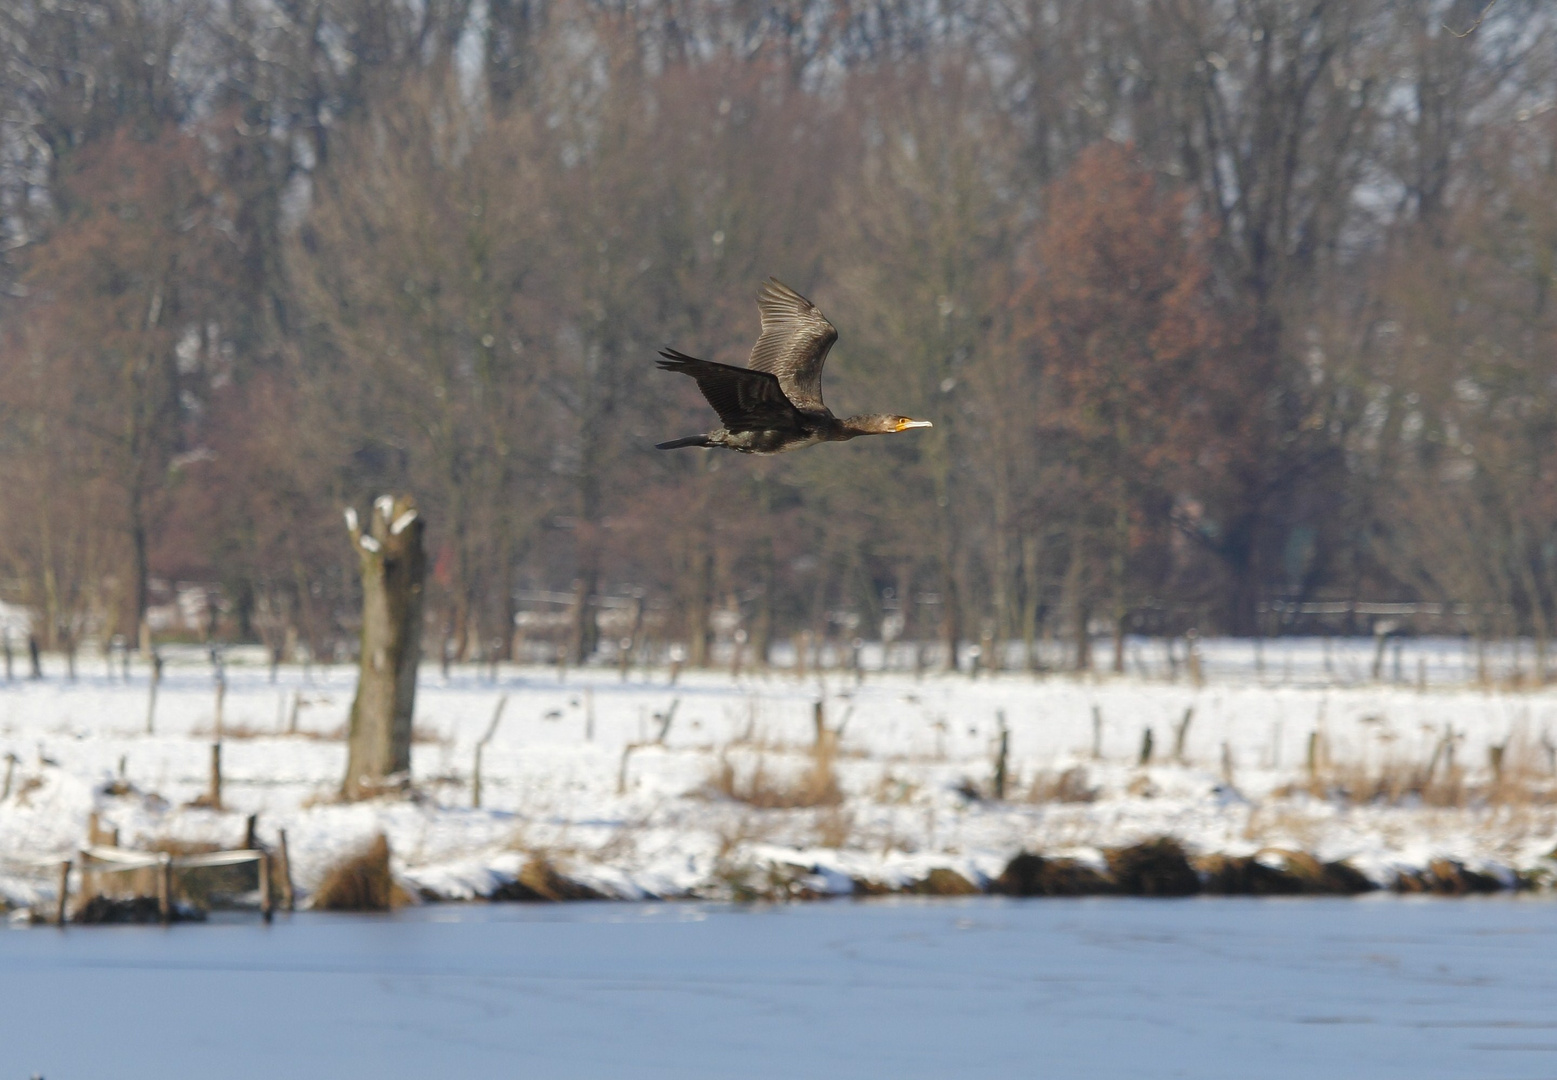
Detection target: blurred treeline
<box><xmin>2</xmin><ymin>0</ymin><xmax>1556</xmax><ymax>671</ymax></box>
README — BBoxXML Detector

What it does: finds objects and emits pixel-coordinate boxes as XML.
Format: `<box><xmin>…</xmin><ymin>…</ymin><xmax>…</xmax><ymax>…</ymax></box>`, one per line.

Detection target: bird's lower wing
<box><xmin>657</xmin><ymin>349</ymin><xmax>804</xmax><ymax>432</ymax></box>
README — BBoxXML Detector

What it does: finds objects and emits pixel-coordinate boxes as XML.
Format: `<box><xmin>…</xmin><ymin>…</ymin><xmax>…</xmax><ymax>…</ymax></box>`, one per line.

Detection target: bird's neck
<box><xmin>838</xmin><ymin>414</ymin><xmax>897</xmax><ymax>437</ymax></box>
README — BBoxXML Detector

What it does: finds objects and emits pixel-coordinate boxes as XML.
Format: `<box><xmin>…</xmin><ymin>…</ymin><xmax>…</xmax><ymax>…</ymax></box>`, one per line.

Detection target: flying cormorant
<box><xmin>655</xmin><ymin>278</ymin><xmax>933</xmax><ymax>454</ymax></box>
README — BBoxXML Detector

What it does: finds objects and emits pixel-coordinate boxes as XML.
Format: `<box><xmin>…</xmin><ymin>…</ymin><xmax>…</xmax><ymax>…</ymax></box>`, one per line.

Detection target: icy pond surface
<box><xmin>5</xmin><ymin>897</ymin><xmax>1557</xmax><ymax>1080</ymax></box>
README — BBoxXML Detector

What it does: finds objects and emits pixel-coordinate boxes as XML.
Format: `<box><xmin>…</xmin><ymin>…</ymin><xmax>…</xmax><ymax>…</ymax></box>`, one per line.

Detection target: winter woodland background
<box><xmin>3</xmin><ymin>0</ymin><xmax>1557</xmax><ymax>676</ymax></box>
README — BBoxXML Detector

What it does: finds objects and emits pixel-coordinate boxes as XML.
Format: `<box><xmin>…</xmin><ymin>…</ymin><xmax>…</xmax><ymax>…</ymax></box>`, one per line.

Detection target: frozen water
<box><xmin>3</xmin><ymin>896</ymin><xmax>1556</xmax><ymax>1078</ymax></box>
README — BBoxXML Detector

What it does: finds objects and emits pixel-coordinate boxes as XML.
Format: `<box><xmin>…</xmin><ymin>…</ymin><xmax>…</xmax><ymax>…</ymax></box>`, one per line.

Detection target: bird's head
<box><xmin>842</xmin><ymin>413</ymin><xmax>934</xmax><ymax>437</ymax></box>
<box><xmin>848</xmin><ymin>414</ymin><xmax>933</xmax><ymax>435</ymax></box>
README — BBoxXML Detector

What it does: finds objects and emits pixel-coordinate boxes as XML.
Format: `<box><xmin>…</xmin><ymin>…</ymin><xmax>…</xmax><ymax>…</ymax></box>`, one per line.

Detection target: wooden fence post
<box><xmin>993</xmin><ymin>713</ymin><xmax>1009</xmax><ymax>800</ymax></box>
<box><xmin>472</xmin><ymin>695</ymin><xmax>508</xmax><ymax>810</ymax></box>
<box><xmin>208</xmin><ymin>744</ymin><xmax>223</xmax><ymax>810</ymax></box>
<box><xmin>157</xmin><ymin>853</ymin><xmax>172</xmax><ymax>924</ymax></box>
<box><xmin>1172</xmin><ymin>707</ymin><xmax>1195</xmax><ymax>764</ymax></box>
<box><xmin>258</xmin><ymin>853</ymin><xmax>273</xmax><ymax>923</ymax></box>
<box><xmin>55</xmin><ymin>860</ymin><xmax>71</xmax><ymax>926</ymax></box>
<box><xmin>277</xmin><ymin>829</ymin><xmax>295</xmax><ymax>911</ymax></box>
<box><xmin>145</xmin><ymin>654</ymin><xmax>162</xmax><ymax>735</ymax></box>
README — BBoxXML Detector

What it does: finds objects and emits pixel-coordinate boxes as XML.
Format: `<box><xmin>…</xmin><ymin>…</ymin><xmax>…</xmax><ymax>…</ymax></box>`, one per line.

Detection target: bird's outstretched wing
<box><xmin>747</xmin><ymin>278</ymin><xmax>838</xmax><ymax>414</ymax></box>
<box><xmin>656</xmin><ymin>349</ymin><xmax>804</xmax><ymax>433</ymax></box>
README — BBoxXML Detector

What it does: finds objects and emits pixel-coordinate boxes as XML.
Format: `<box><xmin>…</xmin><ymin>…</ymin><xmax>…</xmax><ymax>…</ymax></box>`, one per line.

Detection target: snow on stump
<box><xmin>343</xmin><ymin>496</ymin><xmax>426</xmax><ymax>800</ymax></box>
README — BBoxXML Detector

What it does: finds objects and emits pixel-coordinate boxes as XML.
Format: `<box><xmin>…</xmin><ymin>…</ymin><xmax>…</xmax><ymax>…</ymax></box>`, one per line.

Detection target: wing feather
<box><xmin>656</xmin><ymin>349</ymin><xmax>804</xmax><ymax>433</ymax></box>
<box><xmin>747</xmin><ymin>278</ymin><xmax>837</xmax><ymax>413</ymax></box>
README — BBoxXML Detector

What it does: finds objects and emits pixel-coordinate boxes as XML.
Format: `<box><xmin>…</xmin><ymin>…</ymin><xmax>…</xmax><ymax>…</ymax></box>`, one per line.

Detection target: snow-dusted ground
<box><xmin>3</xmin><ymin>636</ymin><xmax>1556</xmax><ymax>909</ymax></box>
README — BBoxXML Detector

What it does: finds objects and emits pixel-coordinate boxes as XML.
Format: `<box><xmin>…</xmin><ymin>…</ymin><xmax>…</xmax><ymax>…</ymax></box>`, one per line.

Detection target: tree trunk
<box><xmin>343</xmin><ymin>496</ymin><xmax>427</xmax><ymax>799</ymax></box>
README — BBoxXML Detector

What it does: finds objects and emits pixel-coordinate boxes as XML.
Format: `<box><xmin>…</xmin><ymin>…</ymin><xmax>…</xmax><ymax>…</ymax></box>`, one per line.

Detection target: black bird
<box><xmin>656</xmin><ymin>278</ymin><xmax>932</xmax><ymax>454</ymax></box>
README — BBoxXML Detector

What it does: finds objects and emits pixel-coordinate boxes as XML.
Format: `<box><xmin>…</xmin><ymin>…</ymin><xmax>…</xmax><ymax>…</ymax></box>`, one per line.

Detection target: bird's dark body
<box><xmin>662</xmin><ymin>424</ymin><xmax>831</xmax><ymax>455</ymax></box>
<box><xmin>655</xmin><ymin>279</ymin><xmax>931</xmax><ymax>455</ymax></box>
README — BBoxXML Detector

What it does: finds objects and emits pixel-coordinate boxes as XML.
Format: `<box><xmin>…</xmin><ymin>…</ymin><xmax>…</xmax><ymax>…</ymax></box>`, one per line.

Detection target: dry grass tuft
<box><xmin>871</xmin><ymin>770</ymin><xmax>920</xmax><ymax>805</ymax></box>
<box><xmin>490</xmin><ymin>856</ymin><xmax>606</xmax><ymax>901</ymax></box>
<box><xmin>1023</xmin><ymin>766</ymin><xmax>1099</xmax><ymax>804</ymax></box>
<box><xmin>312</xmin><ymin>834</ymin><xmax>409</xmax><ymax>911</ymax></box>
<box><xmin>993</xmin><ymin>852</ymin><xmax>1112</xmax><ymax>896</ymax></box>
<box><xmin>1197</xmin><ymin>850</ymin><xmax>1374</xmax><ymax>895</ymax></box>
<box><xmin>905</xmin><ymin>867</ymin><xmax>981</xmax><ymax>895</ymax></box>
<box><xmin>1105</xmin><ymin>838</ymin><xmax>1200</xmax><ymax>896</ymax></box>
<box><xmin>1393</xmin><ymin>859</ymin><xmax>1506</xmax><ymax>895</ymax></box>
<box><xmin>707</xmin><ymin>740</ymin><xmax>842</xmax><ymax>809</ymax></box>
<box><xmin>1277</xmin><ymin>730</ymin><xmax>1557</xmax><ymax>809</ymax></box>
<box><xmin>811</xmin><ymin>805</ymin><xmax>855</xmax><ymax>848</ymax></box>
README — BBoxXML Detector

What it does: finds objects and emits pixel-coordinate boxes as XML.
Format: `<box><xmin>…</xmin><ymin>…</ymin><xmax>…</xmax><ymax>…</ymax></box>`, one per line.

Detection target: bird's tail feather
<box><xmin>656</xmin><ymin>434</ymin><xmax>712</xmax><ymax>450</ymax></box>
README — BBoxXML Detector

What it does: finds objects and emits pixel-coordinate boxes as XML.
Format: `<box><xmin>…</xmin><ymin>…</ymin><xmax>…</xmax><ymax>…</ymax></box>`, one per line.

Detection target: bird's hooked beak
<box><xmin>895</xmin><ymin>418</ymin><xmax>934</xmax><ymax>432</ymax></box>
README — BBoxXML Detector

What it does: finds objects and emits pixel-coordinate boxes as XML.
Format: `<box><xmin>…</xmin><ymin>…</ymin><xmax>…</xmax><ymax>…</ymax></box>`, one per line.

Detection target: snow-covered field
<box><xmin>3</xmin><ymin>636</ymin><xmax>1556</xmax><ymax>910</ymax></box>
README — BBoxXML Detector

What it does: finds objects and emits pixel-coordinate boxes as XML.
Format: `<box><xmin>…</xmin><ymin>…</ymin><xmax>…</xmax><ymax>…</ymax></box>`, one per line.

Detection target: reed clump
<box><xmin>905</xmin><ymin>868</ymin><xmax>980</xmax><ymax>895</ymax></box>
<box><xmin>993</xmin><ymin>852</ymin><xmax>1112</xmax><ymax>896</ymax></box>
<box><xmin>1197</xmin><ymin>850</ymin><xmax>1374</xmax><ymax>895</ymax></box>
<box><xmin>1105</xmin><ymin>837</ymin><xmax>1200</xmax><ymax>896</ymax></box>
<box><xmin>312</xmin><ymin>834</ymin><xmax>409</xmax><ymax>910</ymax></box>
<box><xmin>490</xmin><ymin>856</ymin><xmax>605</xmax><ymax>901</ymax></box>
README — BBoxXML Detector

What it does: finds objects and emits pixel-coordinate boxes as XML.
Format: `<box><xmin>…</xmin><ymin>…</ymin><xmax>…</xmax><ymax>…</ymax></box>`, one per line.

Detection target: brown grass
<box><xmin>993</xmin><ymin>852</ymin><xmax>1112</xmax><ymax>896</ymax></box>
<box><xmin>1104</xmin><ymin>838</ymin><xmax>1199</xmax><ymax>896</ymax></box>
<box><xmin>707</xmin><ymin>739</ymin><xmax>842</xmax><ymax>809</ymax></box>
<box><xmin>312</xmin><ymin>834</ymin><xmax>410</xmax><ymax>911</ymax></box>
<box><xmin>1022</xmin><ymin>766</ymin><xmax>1100</xmax><ymax>804</ymax></box>
<box><xmin>904</xmin><ymin>867</ymin><xmax>980</xmax><ymax>895</ymax></box>
<box><xmin>811</xmin><ymin>805</ymin><xmax>855</xmax><ymax>848</ymax></box>
<box><xmin>490</xmin><ymin>856</ymin><xmax>606</xmax><ymax>901</ymax></box>
<box><xmin>1276</xmin><ymin>735</ymin><xmax>1557</xmax><ymax>809</ymax></box>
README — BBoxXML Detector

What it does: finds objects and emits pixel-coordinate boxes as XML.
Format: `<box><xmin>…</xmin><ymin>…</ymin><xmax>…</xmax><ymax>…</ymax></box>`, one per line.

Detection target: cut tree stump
<box><xmin>342</xmin><ymin>495</ymin><xmax>427</xmax><ymax>799</ymax></box>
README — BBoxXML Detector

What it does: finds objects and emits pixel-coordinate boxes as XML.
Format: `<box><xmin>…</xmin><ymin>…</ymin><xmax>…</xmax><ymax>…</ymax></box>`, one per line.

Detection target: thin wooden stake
<box><xmin>1172</xmin><ymin>707</ymin><xmax>1195</xmax><ymax>764</ymax></box>
<box><xmin>258</xmin><ymin>852</ymin><xmax>273</xmax><ymax>923</ymax></box>
<box><xmin>472</xmin><ymin>695</ymin><xmax>508</xmax><ymax>809</ymax></box>
<box><xmin>145</xmin><ymin>655</ymin><xmax>162</xmax><ymax>735</ymax></box>
<box><xmin>655</xmin><ymin>699</ymin><xmax>680</xmax><ymax>745</ymax></box>
<box><xmin>277</xmin><ymin>829</ymin><xmax>295</xmax><ymax>911</ymax></box>
<box><xmin>55</xmin><ymin>860</ymin><xmax>70</xmax><ymax>926</ymax></box>
<box><xmin>993</xmin><ymin>712</ymin><xmax>1009</xmax><ymax>800</ymax></box>
<box><xmin>209</xmin><ymin>743</ymin><xmax>223</xmax><ymax>810</ymax></box>
<box><xmin>617</xmin><ymin>743</ymin><xmax>639</xmax><ymax>795</ymax></box>
<box><xmin>157</xmin><ymin>853</ymin><xmax>172</xmax><ymax>924</ymax></box>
